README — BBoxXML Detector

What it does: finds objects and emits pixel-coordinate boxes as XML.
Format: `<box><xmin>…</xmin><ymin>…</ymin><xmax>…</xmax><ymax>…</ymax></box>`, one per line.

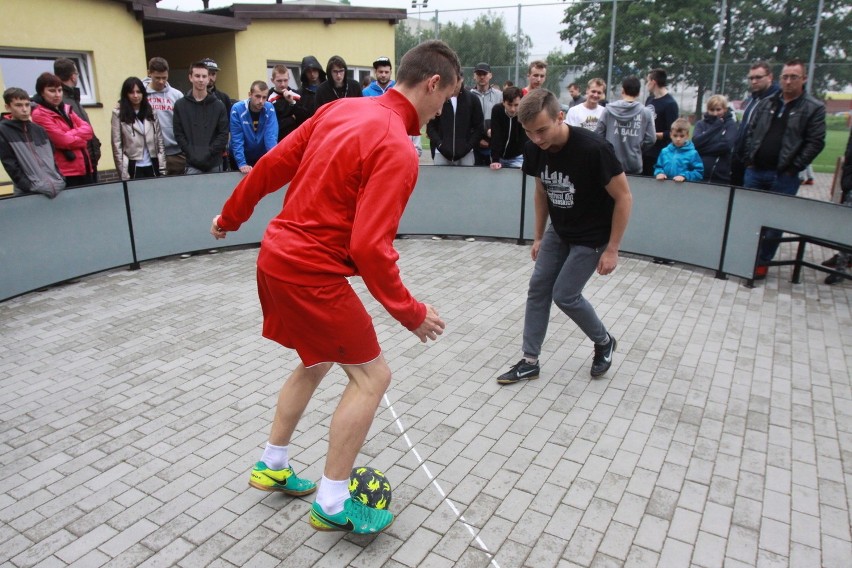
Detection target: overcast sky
<box><xmin>155</xmin><ymin>0</ymin><xmax>570</xmax><ymax>59</ymax></box>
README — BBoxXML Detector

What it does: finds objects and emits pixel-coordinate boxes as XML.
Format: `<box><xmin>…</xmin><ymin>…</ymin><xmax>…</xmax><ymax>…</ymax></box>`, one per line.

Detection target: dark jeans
<box><xmin>744</xmin><ymin>167</ymin><xmax>801</xmax><ymax>263</ymax></box>
<box><xmin>65</xmin><ymin>174</ymin><xmax>95</xmax><ymax>187</ymax></box>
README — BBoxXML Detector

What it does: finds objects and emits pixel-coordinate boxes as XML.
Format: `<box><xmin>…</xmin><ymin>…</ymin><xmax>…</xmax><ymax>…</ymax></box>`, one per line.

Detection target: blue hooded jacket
<box><xmin>654</xmin><ymin>140</ymin><xmax>704</xmax><ymax>181</ymax></box>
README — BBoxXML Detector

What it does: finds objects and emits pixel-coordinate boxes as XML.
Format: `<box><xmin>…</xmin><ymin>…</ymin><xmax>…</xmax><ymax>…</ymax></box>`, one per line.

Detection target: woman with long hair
<box><xmin>110</xmin><ymin>76</ymin><xmax>165</xmax><ymax>179</ymax></box>
<box><xmin>30</xmin><ymin>72</ymin><xmax>94</xmax><ymax>187</ymax></box>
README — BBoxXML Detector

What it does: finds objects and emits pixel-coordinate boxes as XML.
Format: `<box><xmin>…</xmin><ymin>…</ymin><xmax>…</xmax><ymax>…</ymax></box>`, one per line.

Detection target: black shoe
<box><xmin>825</xmin><ymin>273</ymin><xmax>844</xmax><ymax>285</ymax></box>
<box><xmin>822</xmin><ymin>254</ymin><xmax>839</xmax><ymax>267</ymax></box>
<box><xmin>591</xmin><ymin>334</ymin><xmax>617</xmax><ymax>377</ymax></box>
<box><xmin>497</xmin><ymin>359</ymin><xmax>540</xmax><ymax>384</ymax></box>
<box><xmin>652</xmin><ymin>257</ymin><xmax>674</xmax><ymax>265</ymax></box>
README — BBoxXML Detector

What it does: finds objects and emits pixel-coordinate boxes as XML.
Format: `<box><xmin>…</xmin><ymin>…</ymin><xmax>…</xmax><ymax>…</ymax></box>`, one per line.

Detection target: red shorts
<box><xmin>256</xmin><ymin>268</ymin><xmax>381</xmax><ymax>367</ymax></box>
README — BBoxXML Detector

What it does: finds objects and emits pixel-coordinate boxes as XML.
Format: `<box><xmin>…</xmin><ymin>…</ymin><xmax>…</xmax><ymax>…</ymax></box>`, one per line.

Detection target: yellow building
<box><xmin>0</xmin><ymin>0</ymin><xmax>404</xmax><ymax>192</ymax></box>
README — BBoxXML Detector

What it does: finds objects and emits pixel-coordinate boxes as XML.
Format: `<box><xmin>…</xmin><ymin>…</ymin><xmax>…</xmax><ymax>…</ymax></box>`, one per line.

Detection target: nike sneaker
<box><xmin>496</xmin><ymin>359</ymin><xmax>540</xmax><ymax>384</ymax></box>
<box><xmin>309</xmin><ymin>498</ymin><xmax>394</xmax><ymax>534</ymax></box>
<box><xmin>591</xmin><ymin>334</ymin><xmax>617</xmax><ymax>377</ymax></box>
<box><xmin>248</xmin><ymin>462</ymin><xmax>317</xmax><ymax>496</ymax></box>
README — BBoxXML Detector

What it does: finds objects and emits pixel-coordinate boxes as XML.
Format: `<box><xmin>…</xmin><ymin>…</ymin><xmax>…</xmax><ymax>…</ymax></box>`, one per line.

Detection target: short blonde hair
<box><xmin>706</xmin><ymin>94</ymin><xmax>728</xmax><ymax>111</ymax></box>
<box><xmin>671</xmin><ymin>118</ymin><xmax>691</xmax><ymax>135</ymax></box>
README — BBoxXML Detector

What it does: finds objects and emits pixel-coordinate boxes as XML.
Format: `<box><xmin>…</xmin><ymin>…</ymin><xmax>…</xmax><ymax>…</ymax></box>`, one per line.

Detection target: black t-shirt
<box><xmin>753</xmin><ymin>104</ymin><xmax>789</xmax><ymax>170</ymax></box>
<box><xmin>249</xmin><ymin>109</ymin><xmax>261</xmax><ymax>132</ymax></box>
<box><xmin>523</xmin><ymin>126</ymin><xmax>623</xmax><ymax>247</ymax></box>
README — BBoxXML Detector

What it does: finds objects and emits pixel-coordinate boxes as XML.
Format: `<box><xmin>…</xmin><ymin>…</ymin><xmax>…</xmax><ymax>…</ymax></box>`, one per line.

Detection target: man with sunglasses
<box><xmin>731</xmin><ymin>61</ymin><xmax>779</xmax><ymax>186</ymax></box>
<box><xmin>741</xmin><ymin>58</ymin><xmax>826</xmax><ymax>279</ymax></box>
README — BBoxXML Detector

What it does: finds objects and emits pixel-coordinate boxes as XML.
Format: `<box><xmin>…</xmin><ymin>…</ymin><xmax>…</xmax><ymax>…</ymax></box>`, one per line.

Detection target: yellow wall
<box><xmin>148</xmin><ymin>18</ymin><xmax>397</xmax><ymax>99</ymax></box>
<box><xmin>0</xmin><ymin>2</ymin><xmax>397</xmax><ymax>191</ymax></box>
<box><xmin>1</xmin><ymin>0</ymin><xmax>147</xmax><ymax>188</ymax></box>
<box><xmin>231</xmin><ymin>19</ymin><xmax>397</xmax><ymax>90</ymax></box>
<box><xmin>146</xmin><ymin>33</ymin><xmax>238</xmax><ymax>96</ymax></box>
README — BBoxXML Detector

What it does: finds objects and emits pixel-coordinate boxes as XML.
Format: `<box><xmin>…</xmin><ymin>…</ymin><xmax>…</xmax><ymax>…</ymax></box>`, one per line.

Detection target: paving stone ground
<box><xmin>1</xmin><ymin>174</ymin><xmax>850</xmax><ymax>567</ymax></box>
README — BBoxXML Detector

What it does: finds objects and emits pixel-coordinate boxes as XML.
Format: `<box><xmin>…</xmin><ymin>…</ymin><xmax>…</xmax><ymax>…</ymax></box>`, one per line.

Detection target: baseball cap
<box><xmin>474</xmin><ymin>62</ymin><xmax>491</xmax><ymax>73</ymax></box>
<box><xmin>373</xmin><ymin>56</ymin><xmax>392</xmax><ymax>69</ymax></box>
<box><xmin>202</xmin><ymin>58</ymin><xmax>220</xmax><ymax>72</ymax></box>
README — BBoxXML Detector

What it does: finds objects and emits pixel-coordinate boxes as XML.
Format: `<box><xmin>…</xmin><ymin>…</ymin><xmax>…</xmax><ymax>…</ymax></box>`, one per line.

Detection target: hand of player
<box><xmin>673</xmin><ymin>175</ymin><xmax>685</xmax><ymax>182</ymax></box>
<box><xmin>530</xmin><ymin>238</ymin><xmax>542</xmax><ymax>261</ymax></box>
<box><xmin>239</xmin><ymin>165</ymin><xmax>252</xmax><ymax>174</ymax></box>
<box><xmin>597</xmin><ymin>247</ymin><xmax>619</xmax><ymax>275</ymax></box>
<box><xmin>655</xmin><ymin>174</ymin><xmax>667</xmax><ymax>180</ymax></box>
<box><xmin>490</xmin><ymin>162</ymin><xmax>502</xmax><ymax>170</ymax></box>
<box><xmin>211</xmin><ymin>215</ymin><xmax>227</xmax><ymax>240</ymax></box>
<box><xmin>413</xmin><ymin>304</ymin><xmax>445</xmax><ymax>343</ymax></box>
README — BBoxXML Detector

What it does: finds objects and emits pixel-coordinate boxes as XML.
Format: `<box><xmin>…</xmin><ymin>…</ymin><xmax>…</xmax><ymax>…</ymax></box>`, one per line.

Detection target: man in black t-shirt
<box><xmin>496</xmin><ymin>89</ymin><xmax>633</xmax><ymax>384</ymax></box>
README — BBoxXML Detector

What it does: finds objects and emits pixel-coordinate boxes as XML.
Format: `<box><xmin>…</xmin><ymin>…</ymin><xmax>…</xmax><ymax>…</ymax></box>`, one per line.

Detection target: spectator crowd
<box><xmin>1</xmin><ymin>53</ymin><xmax>839</xmax><ymax>282</ymax></box>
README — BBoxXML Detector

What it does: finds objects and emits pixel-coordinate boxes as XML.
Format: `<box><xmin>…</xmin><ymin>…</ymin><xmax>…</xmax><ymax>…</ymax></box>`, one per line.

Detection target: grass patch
<box><xmin>812</xmin><ymin>115</ymin><xmax>849</xmax><ymax>174</ymax></box>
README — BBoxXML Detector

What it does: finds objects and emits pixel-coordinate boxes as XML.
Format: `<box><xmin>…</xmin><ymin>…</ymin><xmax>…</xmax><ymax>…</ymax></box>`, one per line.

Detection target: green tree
<box><xmin>396</xmin><ymin>13</ymin><xmax>531</xmax><ymax>86</ymax></box>
<box><xmin>557</xmin><ymin>0</ymin><xmax>850</xmax><ymax>113</ymax></box>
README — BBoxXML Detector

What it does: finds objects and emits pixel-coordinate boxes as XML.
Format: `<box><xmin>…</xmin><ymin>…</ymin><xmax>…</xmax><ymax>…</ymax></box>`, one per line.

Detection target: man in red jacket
<box><xmin>211</xmin><ymin>40</ymin><xmax>459</xmax><ymax>535</ymax></box>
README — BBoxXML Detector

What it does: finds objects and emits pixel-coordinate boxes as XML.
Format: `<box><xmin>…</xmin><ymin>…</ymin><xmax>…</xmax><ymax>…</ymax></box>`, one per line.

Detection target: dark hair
<box><xmin>395</xmin><ymin>40</ymin><xmax>460</xmax><ymax>92</ymax></box>
<box><xmin>784</xmin><ymin>58</ymin><xmax>806</xmax><ymax>72</ymax></box>
<box><xmin>118</xmin><ymin>77</ymin><xmax>153</xmax><ymax>125</ymax></box>
<box><xmin>750</xmin><ymin>60</ymin><xmax>771</xmax><ymax>75</ymax></box>
<box><xmin>189</xmin><ymin>61</ymin><xmax>209</xmax><ymax>74</ymax></box>
<box><xmin>35</xmin><ymin>72</ymin><xmax>62</xmax><ymax>96</ymax></box>
<box><xmin>648</xmin><ymin>68</ymin><xmax>667</xmax><ymax>87</ymax></box>
<box><xmin>250</xmin><ymin>80</ymin><xmax>269</xmax><ymax>93</ymax></box>
<box><xmin>518</xmin><ymin>88</ymin><xmax>560</xmax><ymax>125</ymax></box>
<box><xmin>622</xmin><ymin>76</ymin><xmax>641</xmax><ymax>97</ymax></box>
<box><xmin>568</xmin><ymin>83</ymin><xmax>580</xmax><ymax>90</ymax></box>
<box><xmin>53</xmin><ymin>58</ymin><xmax>77</xmax><ymax>82</ymax></box>
<box><xmin>502</xmin><ymin>86</ymin><xmax>522</xmax><ymax>102</ymax></box>
<box><xmin>148</xmin><ymin>57</ymin><xmax>169</xmax><ymax>73</ymax></box>
<box><xmin>3</xmin><ymin>87</ymin><xmax>30</xmax><ymax>105</ymax></box>
<box><xmin>326</xmin><ymin>55</ymin><xmax>347</xmax><ymax>76</ymax></box>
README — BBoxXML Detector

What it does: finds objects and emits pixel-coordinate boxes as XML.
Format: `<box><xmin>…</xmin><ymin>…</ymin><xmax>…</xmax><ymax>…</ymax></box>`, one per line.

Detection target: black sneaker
<box><xmin>590</xmin><ymin>334</ymin><xmax>617</xmax><ymax>377</ymax></box>
<box><xmin>497</xmin><ymin>359</ymin><xmax>540</xmax><ymax>384</ymax></box>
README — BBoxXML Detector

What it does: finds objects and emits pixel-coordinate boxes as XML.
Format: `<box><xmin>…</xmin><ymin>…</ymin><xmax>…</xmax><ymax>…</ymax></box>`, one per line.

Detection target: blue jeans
<box><xmin>500</xmin><ymin>155</ymin><xmax>524</xmax><ymax>168</ymax></box>
<box><xmin>522</xmin><ymin>226</ymin><xmax>608</xmax><ymax>359</ymax></box>
<box><xmin>744</xmin><ymin>168</ymin><xmax>801</xmax><ymax>263</ymax></box>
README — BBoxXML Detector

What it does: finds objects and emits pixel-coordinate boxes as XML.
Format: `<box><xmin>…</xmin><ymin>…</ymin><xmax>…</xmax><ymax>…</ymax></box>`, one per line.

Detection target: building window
<box><xmin>0</xmin><ymin>49</ymin><xmax>97</xmax><ymax>105</ymax></box>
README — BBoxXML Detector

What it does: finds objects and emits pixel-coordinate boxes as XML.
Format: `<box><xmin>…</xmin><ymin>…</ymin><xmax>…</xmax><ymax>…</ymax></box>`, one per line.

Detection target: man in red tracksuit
<box><xmin>211</xmin><ymin>40</ymin><xmax>460</xmax><ymax>535</ymax></box>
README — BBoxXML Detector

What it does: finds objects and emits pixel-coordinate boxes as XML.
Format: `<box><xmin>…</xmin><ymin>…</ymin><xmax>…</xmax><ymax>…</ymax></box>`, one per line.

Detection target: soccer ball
<box><xmin>349</xmin><ymin>466</ymin><xmax>392</xmax><ymax>510</ymax></box>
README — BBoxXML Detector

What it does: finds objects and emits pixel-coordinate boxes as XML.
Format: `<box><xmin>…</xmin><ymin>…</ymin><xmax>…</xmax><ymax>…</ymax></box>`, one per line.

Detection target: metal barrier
<box><xmin>2</xmin><ymin>169</ymin><xmax>850</xmax><ymax>302</ymax></box>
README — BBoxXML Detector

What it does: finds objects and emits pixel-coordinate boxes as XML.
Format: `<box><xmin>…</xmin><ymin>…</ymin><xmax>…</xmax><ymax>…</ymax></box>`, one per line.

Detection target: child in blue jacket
<box><xmin>654</xmin><ymin>118</ymin><xmax>704</xmax><ymax>182</ymax></box>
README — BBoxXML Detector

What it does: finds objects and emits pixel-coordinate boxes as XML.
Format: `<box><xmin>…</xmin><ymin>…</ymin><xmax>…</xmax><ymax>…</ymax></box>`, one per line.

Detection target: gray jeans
<box><xmin>522</xmin><ymin>225</ymin><xmax>608</xmax><ymax>359</ymax></box>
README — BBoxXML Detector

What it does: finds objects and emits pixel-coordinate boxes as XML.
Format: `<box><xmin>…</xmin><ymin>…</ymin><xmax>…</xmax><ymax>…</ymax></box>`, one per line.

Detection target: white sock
<box><xmin>260</xmin><ymin>442</ymin><xmax>289</xmax><ymax>470</ymax></box>
<box><xmin>523</xmin><ymin>356</ymin><xmax>538</xmax><ymax>365</ymax></box>
<box><xmin>316</xmin><ymin>476</ymin><xmax>350</xmax><ymax>515</ymax></box>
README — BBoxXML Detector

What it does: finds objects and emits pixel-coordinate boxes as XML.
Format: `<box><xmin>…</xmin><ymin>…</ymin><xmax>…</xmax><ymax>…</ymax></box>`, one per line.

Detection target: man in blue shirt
<box><xmin>362</xmin><ymin>56</ymin><xmax>395</xmax><ymax>97</ymax></box>
<box><xmin>229</xmin><ymin>81</ymin><xmax>278</xmax><ymax>174</ymax></box>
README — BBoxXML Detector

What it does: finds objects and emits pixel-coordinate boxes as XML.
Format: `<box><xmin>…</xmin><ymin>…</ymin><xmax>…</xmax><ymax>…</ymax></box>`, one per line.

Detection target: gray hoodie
<box><xmin>142</xmin><ymin>77</ymin><xmax>183</xmax><ymax>155</ymax></box>
<box><xmin>595</xmin><ymin>100</ymin><xmax>655</xmax><ymax>174</ymax></box>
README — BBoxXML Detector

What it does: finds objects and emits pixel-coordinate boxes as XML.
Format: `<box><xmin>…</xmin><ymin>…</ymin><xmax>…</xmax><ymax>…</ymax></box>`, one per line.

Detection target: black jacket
<box><xmin>315</xmin><ymin>79</ymin><xmax>363</xmax><ymax>110</ymax></box>
<box><xmin>0</xmin><ymin>116</ymin><xmax>66</xmax><ymax>198</ymax></box>
<box><xmin>692</xmin><ymin>110</ymin><xmax>738</xmax><ymax>184</ymax></box>
<box><xmin>269</xmin><ymin>89</ymin><xmax>308</xmax><ymax>141</ymax></box>
<box><xmin>316</xmin><ymin>58</ymin><xmax>363</xmax><ymax>110</ymax></box>
<box><xmin>489</xmin><ymin>103</ymin><xmax>527</xmax><ymax>163</ymax></box>
<box><xmin>427</xmin><ymin>88</ymin><xmax>484</xmax><ymax>162</ymax></box>
<box><xmin>743</xmin><ymin>90</ymin><xmax>826</xmax><ymax>174</ymax></box>
<box><xmin>61</xmin><ymin>83</ymin><xmax>101</xmax><ymax>168</ymax></box>
<box><xmin>297</xmin><ymin>56</ymin><xmax>327</xmax><ymax>120</ymax></box>
<box><xmin>173</xmin><ymin>92</ymin><xmax>229</xmax><ymax>171</ymax></box>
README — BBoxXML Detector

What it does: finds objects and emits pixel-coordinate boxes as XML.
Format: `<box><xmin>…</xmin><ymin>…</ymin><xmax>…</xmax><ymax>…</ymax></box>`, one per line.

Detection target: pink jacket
<box><xmin>31</xmin><ymin>102</ymin><xmax>94</xmax><ymax>177</ymax></box>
